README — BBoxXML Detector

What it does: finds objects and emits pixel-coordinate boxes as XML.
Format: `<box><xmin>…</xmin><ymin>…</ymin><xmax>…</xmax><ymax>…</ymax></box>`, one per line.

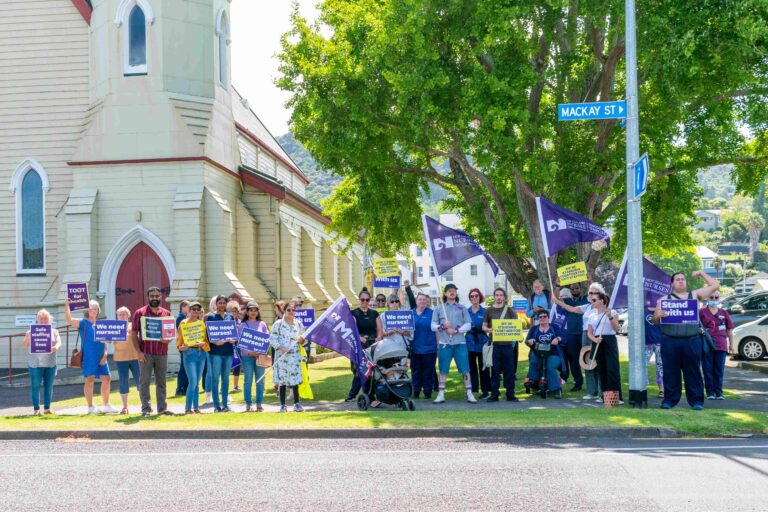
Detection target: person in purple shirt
<box><xmin>699</xmin><ymin>292</ymin><xmax>734</xmax><ymax>400</ymax></box>
<box><xmin>644</xmin><ymin>307</ymin><xmax>664</xmax><ymax>398</ymax></box>
<box><xmin>238</xmin><ymin>301</ymin><xmax>270</xmax><ymax>412</ymax></box>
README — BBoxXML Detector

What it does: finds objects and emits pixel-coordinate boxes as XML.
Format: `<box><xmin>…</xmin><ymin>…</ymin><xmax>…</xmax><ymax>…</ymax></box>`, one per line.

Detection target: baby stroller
<box><xmin>357</xmin><ymin>335</ymin><xmax>415</xmax><ymax>411</ymax></box>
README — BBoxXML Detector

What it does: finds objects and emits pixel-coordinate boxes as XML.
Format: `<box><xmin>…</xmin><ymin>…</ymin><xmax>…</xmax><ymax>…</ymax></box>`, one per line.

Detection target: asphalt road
<box><xmin>1</xmin><ymin>437</ymin><xmax>766</xmax><ymax>511</ymax></box>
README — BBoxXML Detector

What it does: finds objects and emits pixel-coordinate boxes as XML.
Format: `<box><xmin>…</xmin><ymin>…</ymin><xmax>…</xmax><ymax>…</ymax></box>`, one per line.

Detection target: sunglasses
<box><xmin>285</xmin><ymin>308</ymin><xmax>296</xmax><ymax>313</ymax></box>
<box><xmin>376</xmin><ymin>299</ymin><xmax>386</xmax><ymax>302</ymax></box>
<box><xmin>538</xmin><ymin>315</ymin><xmax>549</xmax><ymax>319</ymax></box>
<box><xmin>390</xmin><ymin>300</ymin><xmax>400</xmax><ymax>303</ymax></box>
<box><xmin>190</xmin><ymin>307</ymin><xmax>202</xmax><ymax>311</ymax></box>
<box><xmin>360</xmin><ymin>298</ymin><xmax>370</xmax><ymax>302</ymax></box>
<box><xmin>709</xmin><ymin>297</ymin><xmax>720</xmax><ymax>300</ymax></box>
<box><xmin>469</xmin><ymin>294</ymin><xmax>479</xmax><ymax>298</ymax></box>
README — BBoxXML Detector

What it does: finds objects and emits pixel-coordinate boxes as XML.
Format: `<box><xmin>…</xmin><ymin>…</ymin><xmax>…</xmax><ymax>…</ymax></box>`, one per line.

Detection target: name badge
<box><xmin>718</xmin><ymin>325</ymin><xmax>726</xmax><ymax>331</ymax></box>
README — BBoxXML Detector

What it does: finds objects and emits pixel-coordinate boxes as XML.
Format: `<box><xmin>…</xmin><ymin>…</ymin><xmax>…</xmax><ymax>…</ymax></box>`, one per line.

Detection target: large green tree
<box><xmin>278</xmin><ymin>0</ymin><xmax>768</xmax><ymax>294</ymax></box>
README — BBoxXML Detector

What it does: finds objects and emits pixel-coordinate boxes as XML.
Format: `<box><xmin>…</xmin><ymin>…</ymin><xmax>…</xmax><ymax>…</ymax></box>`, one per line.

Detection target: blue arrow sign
<box><xmin>633</xmin><ymin>153</ymin><xmax>649</xmax><ymax>200</ymax></box>
<box><xmin>558</xmin><ymin>101</ymin><xmax>627</xmax><ymax>121</ymax></box>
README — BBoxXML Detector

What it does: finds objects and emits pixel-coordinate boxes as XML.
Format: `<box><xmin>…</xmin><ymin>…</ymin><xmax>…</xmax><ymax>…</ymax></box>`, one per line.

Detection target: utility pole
<box><xmin>625</xmin><ymin>0</ymin><xmax>647</xmax><ymax>408</ymax></box>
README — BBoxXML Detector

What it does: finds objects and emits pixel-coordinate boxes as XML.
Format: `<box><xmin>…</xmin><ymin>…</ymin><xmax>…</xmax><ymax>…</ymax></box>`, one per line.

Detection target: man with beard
<box><xmin>131</xmin><ymin>287</ymin><xmax>173</xmax><ymax>417</ymax></box>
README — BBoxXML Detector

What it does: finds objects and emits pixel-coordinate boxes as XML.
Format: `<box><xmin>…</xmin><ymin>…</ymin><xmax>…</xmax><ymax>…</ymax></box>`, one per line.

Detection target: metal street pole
<box><xmin>625</xmin><ymin>0</ymin><xmax>647</xmax><ymax>407</ymax></box>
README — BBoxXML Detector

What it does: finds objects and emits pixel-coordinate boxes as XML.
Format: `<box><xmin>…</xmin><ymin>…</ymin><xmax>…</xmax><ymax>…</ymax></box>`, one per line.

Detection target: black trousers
<box><xmin>563</xmin><ymin>333</ymin><xmax>584</xmax><ymax>387</ymax></box>
<box><xmin>595</xmin><ymin>335</ymin><xmax>622</xmax><ymax>398</ymax></box>
<box><xmin>467</xmin><ymin>350</ymin><xmax>492</xmax><ymax>393</ymax></box>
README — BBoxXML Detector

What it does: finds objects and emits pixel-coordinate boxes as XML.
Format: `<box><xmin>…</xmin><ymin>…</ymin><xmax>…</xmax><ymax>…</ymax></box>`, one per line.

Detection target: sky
<box><xmin>230</xmin><ymin>0</ymin><xmax>319</xmax><ymax>137</ymax></box>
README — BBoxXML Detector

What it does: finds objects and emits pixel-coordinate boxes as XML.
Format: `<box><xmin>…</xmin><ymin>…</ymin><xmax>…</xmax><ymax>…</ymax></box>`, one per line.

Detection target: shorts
<box><xmin>83</xmin><ymin>363</ymin><xmax>110</xmax><ymax>379</ymax></box>
<box><xmin>437</xmin><ymin>343</ymin><xmax>470</xmax><ymax>374</ymax></box>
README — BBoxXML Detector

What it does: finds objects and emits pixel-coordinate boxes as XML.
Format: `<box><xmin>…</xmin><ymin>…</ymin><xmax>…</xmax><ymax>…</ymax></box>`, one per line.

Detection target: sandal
<box><xmin>120</xmin><ymin>407</ymin><xmax>129</xmax><ymax>415</ymax></box>
<box><xmin>370</xmin><ymin>400</ymin><xmax>382</xmax><ymax>408</ymax></box>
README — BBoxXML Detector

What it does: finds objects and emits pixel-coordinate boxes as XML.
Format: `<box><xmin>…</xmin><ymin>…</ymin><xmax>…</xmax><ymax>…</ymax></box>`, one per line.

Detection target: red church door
<box><xmin>115</xmin><ymin>242</ymin><xmax>171</xmax><ymax>314</ymax></box>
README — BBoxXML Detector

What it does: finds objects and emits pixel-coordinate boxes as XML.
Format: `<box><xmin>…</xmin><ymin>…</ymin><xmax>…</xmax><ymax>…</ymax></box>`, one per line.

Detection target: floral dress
<box><xmin>269</xmin><ymin>319</ymin><xmax>305</xmax><ymax>386</ymax></box>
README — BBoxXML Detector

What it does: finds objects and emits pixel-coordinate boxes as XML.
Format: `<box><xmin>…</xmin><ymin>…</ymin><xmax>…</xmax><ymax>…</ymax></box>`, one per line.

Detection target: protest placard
<box><xmin>29</xmin><ymin>324</ymin><xmax>52</xmax><ymax>354</ymax></box>
<box><xmin>294</xmin><ymin>309</ymin><xmax>316</xmax><ymax>329</ymax></box>
<box><xmin>238</xmin><ymin>327</ymin><xmax>271</xmax><ymax>354</ymax></box>
<box><xmin>382</xmin><ymin>310</ymin><xmax>415</xmax><ymax>331</ymax></box>
<box><xmin>180</xmin><ymin>320</ymin><xmax>207</xmax><ymax>346</ymax></box>
<box><xmin>207</xmin><ymin>320</ymin><xmax>238</xmax><ymax>342</ymax></box>
<box><xmin>94</xmin><ymin>320</ymin><xmax>128</xmax><ymax>343</ymax></box>
<box><xmin>659</xmin><ymin>299</ymin><xmax>699</xmax><ymax>325</ymax></box>
<box><xmin>557</xmin><ymin>261</ymin><xmax>588</xmax><ymax>286</ymax></box>
<box><xmin>67</xmin><ymin>282</ymin><xmax>90</xmax><ymax>311</ymax></box>
<box><xmin>492</xmin><ymin>319</ymin><xmax>524</xmax><ymax>342</ymax></box>
<box><xmin>141</xmin><ymin>316</ymin><xmax>177</xmax><ymax>340</ymax></box>
<box><xmin>373</xmin><ymin>258</ymin><xmax>399</xmax><ymax>278</ymax></box>
<box><xmin>512</xmin><ymin>299</ymin><xmax>529</xmax><ymax>312</ymax></box>
<box><xmin>365</xmin><ymin>268</ymin><xmax>374</xmax><ymax>292</ymax></box>
<box><xmin>373</xmin><ymin>275</ymin><xmax>401</xmax><ymax>288</ymax></box>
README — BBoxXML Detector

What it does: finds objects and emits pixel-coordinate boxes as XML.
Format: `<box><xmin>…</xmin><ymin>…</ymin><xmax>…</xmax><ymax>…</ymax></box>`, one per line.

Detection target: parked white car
<box><xmin>732</xmin><ymin>314</ymin><xmax>768</xmax><ymax>361</ymax></box>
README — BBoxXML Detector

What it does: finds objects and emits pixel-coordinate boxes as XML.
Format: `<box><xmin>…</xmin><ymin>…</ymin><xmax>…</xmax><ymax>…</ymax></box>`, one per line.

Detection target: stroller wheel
<box><xmin>540</xmin><ymin>388</ymin><xmax>547</xmax><ymax>399</ymax></box>
<box><xmin>407</xmin><ymin>399</ymin><xmax>416</xmax><ymax>411</ymax></box>
<box><xmin>357</xmin><ymin>394</ymin><xmax>370</xmax><ymax>411</ymax></box>
<box><xmin>524</xmin><ymin>381</ymin><xmax>532</xmax><ymax>394</ymax></box>
<box><xmin>399</xmin><ymin>399</ymin><xmax>409</xmax><ymax>411</ymax></box>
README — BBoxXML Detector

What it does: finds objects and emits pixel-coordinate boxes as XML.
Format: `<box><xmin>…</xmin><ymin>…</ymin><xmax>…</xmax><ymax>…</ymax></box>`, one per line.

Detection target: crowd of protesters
<box><xmin>22</xmin><ymin>267</ymin><xmax>733</xmax><ymax>415</ymax></box>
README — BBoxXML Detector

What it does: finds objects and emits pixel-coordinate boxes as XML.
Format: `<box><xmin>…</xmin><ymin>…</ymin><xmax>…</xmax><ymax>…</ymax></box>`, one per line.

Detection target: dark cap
<box><xmin>443</xmin><ymin>283</ymin><xmax>458</xmax><ymax>292</ymax></box>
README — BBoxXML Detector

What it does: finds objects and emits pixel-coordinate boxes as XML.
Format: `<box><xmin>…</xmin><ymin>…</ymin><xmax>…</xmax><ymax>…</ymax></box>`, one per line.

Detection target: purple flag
<box><xmin>536</xmin><ymin>197</ymin><xmax>610</xmax><ymax>257</ymax></box>
<box><xmin>421</xmin><ymin>215</ymin><xmax>499</xmax><ymax>276</ymax></box>
<box><xmin>303</xmin><ymin>296</ymin><xmax>370</xmax><ymax>389</ymax></box>
<box><xmin>609</xmin><ymin>252</ymin><xmax>672</xmax><ymax>310</ymax></box>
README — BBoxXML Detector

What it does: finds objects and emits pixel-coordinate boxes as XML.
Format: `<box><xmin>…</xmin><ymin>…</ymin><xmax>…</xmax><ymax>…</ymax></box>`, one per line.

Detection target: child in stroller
<box><xmin>357</xmin><ymin>335</ymin><xmax>415</xmax><ymax>411</ymax></box>
<box><xmin>523</xmin><ymin>310</ymin><xmax>564</xmax><ymax>399</ymax></box>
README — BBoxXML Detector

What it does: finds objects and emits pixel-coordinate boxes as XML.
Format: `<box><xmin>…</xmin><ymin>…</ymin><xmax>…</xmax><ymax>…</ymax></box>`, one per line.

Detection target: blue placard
<box><xmin>633</xmin><ymin>153</ymin><xmax>649</xmax><ymax>199</ymax></box>
<box><xmin>238</xmin><ymin>327</ymin><xmax>271</xmax><ymax>354</ymax></box>
<box><xmin>512</xmin><ymin>299</ymin><xmax>528</xmax><ymax>311</ymax></box>
<box><xmin>382</xmin><ymin>310</ymin><xmax>415</xmax><ymax>331</ymax></box>
<box><xmin>374</xmin><ymin>275</ymin><xmax>401</xmax><ymax>288</ymax></box>
<box><xmin>94</xmin><ymin>320</ymin><xmax>128</xmax><ymax>343</ymax></box>
<box><xmin>659</xmin><ymin>299</ymin><xmax>699</xmax><ymax>325</ymax></box>
<box><xmin>207</xmin><ymin>320</ymin><xmax>238</xmax><ymax>342</ymax></box>
<box><xmin>558</xmin><ymin>100</ymin><xmax>627</xmax><ymax>121</ymax></box>
<box><xmin>294</xmin><ymin>309</ymin><xmax>316</xmax><ymax>329</ymax></box>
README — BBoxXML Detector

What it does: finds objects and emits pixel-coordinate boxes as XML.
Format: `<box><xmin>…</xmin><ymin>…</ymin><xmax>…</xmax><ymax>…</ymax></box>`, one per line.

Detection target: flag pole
<box><xmin>421</xmin><ymin>214</ymin><xmax>448</xmax><ymax>318</ymax></box>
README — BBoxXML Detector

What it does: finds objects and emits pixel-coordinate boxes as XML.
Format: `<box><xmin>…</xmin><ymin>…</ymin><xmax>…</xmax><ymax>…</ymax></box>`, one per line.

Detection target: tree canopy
<box><xmin>278</xmin><ymin>0</ymin><xmax>768</xmax><ymax>294</ymax></box>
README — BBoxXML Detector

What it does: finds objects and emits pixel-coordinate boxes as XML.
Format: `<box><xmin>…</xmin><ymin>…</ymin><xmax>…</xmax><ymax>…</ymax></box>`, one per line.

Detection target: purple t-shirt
<box><xmin>699</xmin><ymin>307</ymin><xmax>734</xmax><ymax>351</ymax></box>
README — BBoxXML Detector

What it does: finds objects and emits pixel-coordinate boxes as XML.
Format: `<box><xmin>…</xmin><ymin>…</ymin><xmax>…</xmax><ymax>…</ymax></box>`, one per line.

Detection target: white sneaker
<box><xmin>101</xmin><ymin>404</ymin><xmax>118</xmax><ymax>414</ymax></box>
<box><xmin>433</xmin><ymin>390</ymin><xmax>446</xmax><ymax>404</ymax></box>
<box><xmin>582</xmin><ymin>395</ymin><xmax>594</xmax><ymax>400</ymax></box>
<box><xmin>87</xmin><ymin>406</ymin><xmax>98</xmax><ymax>415</ymax></box>
<box><xmin>466</xmin><ymin>390</ymin><xmax>477</xmax><ymax>403</ymax></box>
<box><xmin>596</xmin><ymin>397</ymin><xmax>603</xmax><ymax>403</ymax></box>
<box><xmin>204</xmin><ymin>396</ymin><xmax>213</xmax><ymax>405</ymax></box>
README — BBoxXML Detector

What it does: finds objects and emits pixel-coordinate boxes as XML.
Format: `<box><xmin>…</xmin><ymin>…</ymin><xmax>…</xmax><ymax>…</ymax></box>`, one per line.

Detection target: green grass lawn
<box><xmin>2</xmin><ymin>352</ymin><xmax>759</xmax><ymax>435</ymax></box>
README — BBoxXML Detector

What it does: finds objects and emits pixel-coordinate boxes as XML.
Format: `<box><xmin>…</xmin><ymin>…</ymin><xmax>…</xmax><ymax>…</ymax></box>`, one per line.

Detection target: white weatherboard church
<box><xmin>0</xmin><ymin>0</ymin><xmax>366</xmax><ymax>360</ymax></box>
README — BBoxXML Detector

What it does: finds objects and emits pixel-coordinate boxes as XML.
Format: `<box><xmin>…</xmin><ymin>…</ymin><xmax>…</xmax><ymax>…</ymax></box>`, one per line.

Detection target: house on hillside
<box><xmin>696</xmin><ymin>246</ymin><xmax>721</xmax><ymax>279</ymax></box>
<box><xmin>694</xmin><ymin>209</ymin><xmax>722</xmax><ymax>231</ymax></box>
<box><xmin>0</xmin><ymin>1</ymin><xmax>364</xmax><ymax>352</ymax></box>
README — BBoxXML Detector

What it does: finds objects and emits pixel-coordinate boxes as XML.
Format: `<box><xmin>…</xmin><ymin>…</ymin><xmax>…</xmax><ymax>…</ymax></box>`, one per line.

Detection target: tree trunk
<box><xmin>513</xmin><ymin>175</ymin><xmax>552</xmax><ymax>288</ymax></box>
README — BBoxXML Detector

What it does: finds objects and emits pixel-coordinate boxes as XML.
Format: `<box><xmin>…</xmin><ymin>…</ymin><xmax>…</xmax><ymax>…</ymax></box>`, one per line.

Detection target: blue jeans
<box><xmin>437</xmin><ymin>343</ymin><xmax>470</xmax><ymax>374</ymax></box>
<box><xmin>182</xmin><ymin>349</ymin><xmax>207</xmax><ymax>411</ymax></box>
<box><xmin>29</xmin><ymin>366</ymin><xmax>56</xmax><ymax>411</ymax></box>
<box><xmin>210</xmin><ymin>354</ymin><xmax>233</xmax><ymax>409</ymax></box>
<box><xmin>241</xmin><ymin>357</ymin><xmax>266</xmax><ymax>406</ymax></box>
<box><xmin>702</xmin><ymin>349</ymin><xmax>727</xmax><ymax>398</ymax></box>
<box><xmin>527</xmin><ymin>352</ymin><xmax>562</xmax><ymax>392</ymax></box>
<box><xmin>116</xmin><ymin>360</ymin><xmax>140</xmax><ymax>394</ymax></box>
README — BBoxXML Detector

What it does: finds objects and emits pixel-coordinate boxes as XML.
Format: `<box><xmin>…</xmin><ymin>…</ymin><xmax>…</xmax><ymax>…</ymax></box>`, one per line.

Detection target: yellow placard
<box><xmin>492</xmin><ymin>319</ymin><xmax>524</xmax><ymax>342</ymax></box>
<box><xmin>558</xmin><ymin>261</ymin><xmax>588</xmax><ymax>286</ymax></box>
<box><xmin>373</xmin><ymin>258</ymin><xmax>399</xmax><ymax>278</ymax></box>
<box><xmin>180</xmin><ymin>320</ymin><xmax>207</xmax><ymax>346</ymax></box>
<box><xmin>365</xmin><ymin>268</ymin><xmax>374</xmax><ymax>292</ymax></box>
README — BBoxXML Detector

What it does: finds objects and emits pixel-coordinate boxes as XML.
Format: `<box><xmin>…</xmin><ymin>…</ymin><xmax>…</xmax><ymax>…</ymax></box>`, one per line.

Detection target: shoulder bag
<box><xmin>69</xmin><ymin>325</ymin><xmax>83</xmax><ymax>368</ymax></box>
<box><xmin>482</xmin><ymin>305</ymin><xmax>508</xmax><ymax>370</ymax></box>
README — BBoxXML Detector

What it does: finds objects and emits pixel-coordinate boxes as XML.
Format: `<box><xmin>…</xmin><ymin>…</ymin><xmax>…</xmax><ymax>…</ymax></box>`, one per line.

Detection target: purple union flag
<box><xmin>303</xmin><ymin>296</ymin><xmax>370</xmax><ymax>388</ymax></box>
<box><xmin>421</xmin><ymin>215</ymin><xmax>499</xmax><ymax>277</ymax></box>
<box><xmin>536</xmin><ymin>197</ymin><xmax>610</xmax><ymax>257</ymax></box>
